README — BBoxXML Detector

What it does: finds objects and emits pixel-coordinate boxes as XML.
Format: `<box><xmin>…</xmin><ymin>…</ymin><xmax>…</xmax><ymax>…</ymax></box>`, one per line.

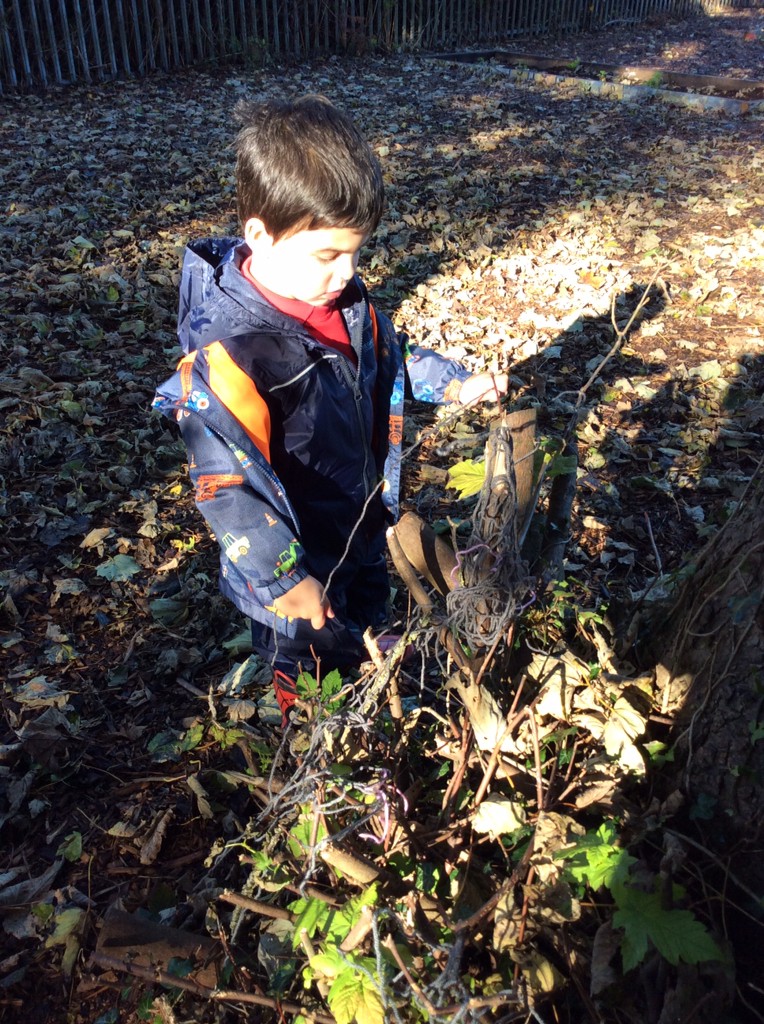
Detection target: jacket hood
<box><xmin>176</xmin><ymin>236</ymin><xmax>364</xmax><ymax>355</ymax></box>
<box><xmin>177</xmin><ymin>237</ymin><xmax>291</xmax><ymax>353</ymax></box>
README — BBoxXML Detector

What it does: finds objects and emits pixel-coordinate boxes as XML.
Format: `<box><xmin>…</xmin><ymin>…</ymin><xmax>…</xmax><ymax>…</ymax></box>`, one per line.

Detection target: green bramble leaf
<box><xmin>45</xmin><ymin>907</ymin><xmax>85</xmax><ymax>948</ymax></box>
<box><xmin>327</xmin><ymin>960</ymin><xmax>384</xmax><ymax>1024</ymax></box>
<box><xmin>321</xmin><ymin>668</ymin><xmax>345</xmax><ymax>705</ymax></box>
<box><xmin>325</xmin><ymin>885</ymin><xmax>378</xmax><ymax>944</ymax></box>
<box><xmin>56</xmin><ymin>831</ymin><xmax>83</xmax><ymax>863</ymax></box>
<box><xmin>179</xmin><ymin>721</ymin><xmax>204</xmax><ymax>751</ymax></box>
<box><xmin>287</xmin><ymin>810</ymin><xmax>328</xmax><ymax>858</ymax></box>
<box><xmin>613</xmin><ymin>885</ymin><xmax>724</xmax><ymax>971</ymax></box>
<box><xmin>290</xmin><ymin>884</ymin><xmax>378</xmax><ymax>948</ymax></box>
<box><xmin>147</xmin><ymin>730</ymin><xmax>184</xmax><ymax>762</ymax></box>
<box><xmin>446</xmin><ymin>458</ymin><xmax>485</xmax><ymax>499</ymax></box>
<box><xmin>44</xmin><ymin>907</ymin><xmax>86</xmax><ymax>976</ymax></box>
<box><xmin>167</xmin><ymin>956</ymin><xmax>195</xmax><ymax>978</ymax></box>
<box><xmin>289</xmin><ymin>896</ymin><xmax>333</xmax><ymax>947</ymax></box>
<box><xmin>309</xmin><ymin>947</ymin><xmax>345</xmax><ymax>979</ymax></box>
<box><xmin>296</xmin><ymin>670</ymin><xmax>319</xmax><ymax>699</ymax></box>
<box><xmin>556</xmin><ymin>821</ymin><xmax>636</xmax><ymax>891</ymax></box>
<box><xmin>547</xmin><ymin>453</ymin><xmax>578</xmax><ymax>478</ymax></box>
<box><xmin>208</xmin><ymin>722</ymin><xmax>247</xmax><ymax>750</ymax></box>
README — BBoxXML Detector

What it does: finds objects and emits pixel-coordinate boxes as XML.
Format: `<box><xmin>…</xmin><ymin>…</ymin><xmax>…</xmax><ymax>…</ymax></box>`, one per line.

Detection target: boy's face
<box><xmin>244</xmin><ymin>219</ymin><xmax>367</xmax><ymax>306</ymax></box>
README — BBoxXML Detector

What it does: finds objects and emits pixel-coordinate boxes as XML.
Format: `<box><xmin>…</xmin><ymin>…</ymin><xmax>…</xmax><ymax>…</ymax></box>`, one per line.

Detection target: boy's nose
<box><xmin>334</xmin><ymin>253</ymin><xmax>356</xmax><ymax>284</ymax></box>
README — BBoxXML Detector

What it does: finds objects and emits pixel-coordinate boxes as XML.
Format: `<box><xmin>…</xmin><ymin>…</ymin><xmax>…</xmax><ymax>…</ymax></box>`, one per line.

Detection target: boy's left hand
<box><xmin>458</xmin><ymin>372</ymin><xmax>509</xmax><ymax>407</ymax></box>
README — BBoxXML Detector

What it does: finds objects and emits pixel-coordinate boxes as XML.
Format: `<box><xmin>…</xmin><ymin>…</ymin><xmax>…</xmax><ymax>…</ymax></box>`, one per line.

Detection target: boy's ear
<box><xmin>243</xmin><ymin>217</ymin><xmax>273</xmax><ymax>250</ymax></box>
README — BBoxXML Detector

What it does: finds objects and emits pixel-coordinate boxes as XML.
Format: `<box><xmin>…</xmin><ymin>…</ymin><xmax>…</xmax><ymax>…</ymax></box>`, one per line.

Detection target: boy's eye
<box><xmin>316</xmin><ymin>253</ymin><xmax>337</xmax><ymax>265</ymax></box>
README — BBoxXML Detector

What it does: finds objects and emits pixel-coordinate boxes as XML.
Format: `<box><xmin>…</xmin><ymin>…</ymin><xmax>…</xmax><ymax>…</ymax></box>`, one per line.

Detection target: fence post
<box><xmin>189</xmin><ymin>0</ymin><xmax>202</xmax><ymax>60</ymax></box>
<box><xmin>141</xmin><ymin>0</ymin><xmax>156</xmax><ymax>69</ymax></box>
<box><xmin>0</xmin><ymin>0</ymin><xmax>747</xmax><ymax>91</ymax></box>
<box><xmin>166</xmin><ymin>0</ymin><xmax>180</xmax><ymax>66</ymax></box>
<box><xmin>0</xmin><ymin>0</ymin><xmax>18</xmax><ymax>89</ymax></box>
<box><xmin>39</xmin><ymin>0</ymin><xmax>63</xmax><ymax>84</ymax></box>
<box><xmin>154</xmin><ymin>0</ymin><xmax>169</xmax><ymax>69</ymax></box>
<box><xmin>113</xmin><ymin>0</ymin><xmax>132</xmax><ymax>75</ymax></box>
<box><xmin>127</xmin><ymin>0</ymin><xmax>144</xmax><ymax>74</ymax></box>
<box><xmin>25</xmin><ymin>0</ymin><xmax>47</xmax><ymax>85</ymax></box>
<box><xmin>203</xmin><ymin>0</ymin><xmax>215</xmax><ymax>60</ymax></box>
<box><xmin>85</xmin><ymin>0</ymin><xmax>105</xmax><ymax>79</ymax></box>
<box><xmin>100</xmin><ymin>0</ymin><xmax>119</xmax><ymax>78</ymax></box>
<box><xmin>227</xmin><ymin>0</ymin><xmax>236</xmax><ymax>53</ymax></box>
<box><xmin>215</xmin><ymin>0</ymin><xmax>226</xmax><ymax>56</ymax></box>
<box><xmin>10</xmin><ymin>0</ymin><xmax>31</xmax><ymax>85</ymax></box>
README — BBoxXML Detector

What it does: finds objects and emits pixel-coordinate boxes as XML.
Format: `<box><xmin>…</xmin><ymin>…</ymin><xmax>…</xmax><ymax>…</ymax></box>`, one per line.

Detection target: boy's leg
<box><xmin>250</xmin><ymin>616</ymin><xmax>367</xmax><ymax>676</ymax></box>
<box><xmin>251</xmin><ymin>531</ymin><xmax>390</xmax><ymax>723</ymax></box>
<box><xmin>342</xmin><ymin>538</ymin><xmax>391</xmax><ymax>633</ymax></box>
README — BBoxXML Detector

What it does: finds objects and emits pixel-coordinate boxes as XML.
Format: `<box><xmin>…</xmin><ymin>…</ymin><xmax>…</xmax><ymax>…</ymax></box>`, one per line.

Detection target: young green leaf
<box><xmin>556</xmin><ymin>822</ymin><xmax>635</xmax><ymax>891</ymax></box>
<box><xmin>327</xmin><ymin>962</ymin><xmax>385</xmax><ymax>1024</ymax></box>
<box><xmin>44</xmin><ymin>907</ymin><xmax>86</xmax><ymax>976</ymax></box>
<box><xmin>290</xmin><ymin>896</ymin><xmax>333</xmax><ymax>947</ymax></box>
<box><xmin>56</xmin><ymin>831</ymin><xmax>83</xmax><ymax>863</ymax></box>
<box><xmin>446</xmin><ymin>458</ymin><xmax>485</xmax><ymax>499</ymax></box>
<box><xmin>547</xmin><ymin>454</ymin><xmax>578</xmax><ymax>478</ymax></box>
<box><xmin>613</xmin><ymin>886</ymin><xmax>724</xmax><ymax>971</ymax></box>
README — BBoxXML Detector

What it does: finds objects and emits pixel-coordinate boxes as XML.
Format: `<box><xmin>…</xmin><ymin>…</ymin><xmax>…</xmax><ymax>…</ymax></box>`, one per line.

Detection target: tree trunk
<box><xmin>645</xmin><ymin>461</ymin><xmax>764</xmax><ymax>844</ymax></box>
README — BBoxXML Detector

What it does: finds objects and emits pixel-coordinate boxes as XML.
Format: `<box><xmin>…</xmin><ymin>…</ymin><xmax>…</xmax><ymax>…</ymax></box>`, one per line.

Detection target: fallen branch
<box><xmin>89</xmin><ymin>952</ymin><xmax>335</xmax><ymax>1022</ymax></box>
<box><xmin>218</xmin><ymin>890</ymin><xmax>293</xmax><ymax>922</ymax></box>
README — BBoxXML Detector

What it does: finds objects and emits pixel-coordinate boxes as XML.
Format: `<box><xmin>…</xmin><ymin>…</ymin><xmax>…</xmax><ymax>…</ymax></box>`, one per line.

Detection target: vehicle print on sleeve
<box><xmin>274</xmin><ymin>540</ymin><xmax>301</xmax><ymax>579</ymax></box>
<box><xmin>221</xmin><ymin>532</ymin><xmax>251</xmax><ymax>563</ymax></box>
<box><xmin>195</xmin><ymin>473</ymin><xmax>245</xmax><ymax>502</ymax></box>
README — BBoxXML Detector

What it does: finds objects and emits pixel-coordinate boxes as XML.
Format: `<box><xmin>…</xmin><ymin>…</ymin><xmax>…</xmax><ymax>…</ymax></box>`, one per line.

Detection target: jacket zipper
<box><xmin>269</xmin><ymin>331</ymin><xmax>374</xmax><ymax>501</ymax></box>
<box><xmin>268</xmin><ymin>353</ymin><xmax>336</xmax><ymax>393</ymax></box>
<box><xmin>337</xmin><ymin>357</ymin><xmax>373</xmax><ymax>500</ymax></box>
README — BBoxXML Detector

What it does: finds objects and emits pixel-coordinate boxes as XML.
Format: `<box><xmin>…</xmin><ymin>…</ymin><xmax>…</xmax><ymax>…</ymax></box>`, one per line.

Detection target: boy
<box><xmin>153</xmin><ymin>95</ymin><xmax>506</xmax><ymax>721</ymax></box>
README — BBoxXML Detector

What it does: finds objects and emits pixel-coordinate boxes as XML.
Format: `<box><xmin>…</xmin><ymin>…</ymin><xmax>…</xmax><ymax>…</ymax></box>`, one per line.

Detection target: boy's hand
<box><xmin>271</xmin><ymin>575</ymin><xmax>334</xmax><ymax>630</ymax></box>
<box><xmin>458</xmin><ymin>372</ymin><xmax>509</xmax><ymax>407</ymax></box>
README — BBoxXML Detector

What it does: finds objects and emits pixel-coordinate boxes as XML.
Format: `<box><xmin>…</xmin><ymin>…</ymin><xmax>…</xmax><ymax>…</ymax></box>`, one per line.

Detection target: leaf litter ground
<box><xmin>1</xmin><ymin>13</ymin><xmax>763</xmax><ymax>1024</ymax></box>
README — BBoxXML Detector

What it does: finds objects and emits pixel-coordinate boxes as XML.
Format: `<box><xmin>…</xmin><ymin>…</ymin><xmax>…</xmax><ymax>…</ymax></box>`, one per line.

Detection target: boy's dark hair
<box><xmin>234</xmin><ymin>95</ymin><xmax>384</xmax><ymax>240</ymax></box>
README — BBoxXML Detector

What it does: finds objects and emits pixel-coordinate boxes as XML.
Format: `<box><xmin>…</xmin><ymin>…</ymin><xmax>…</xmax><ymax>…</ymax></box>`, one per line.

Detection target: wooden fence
<box><xmin>0</xmin><ymin>0</ymin><xmax>755</xmax><ymax>92</ymax></box>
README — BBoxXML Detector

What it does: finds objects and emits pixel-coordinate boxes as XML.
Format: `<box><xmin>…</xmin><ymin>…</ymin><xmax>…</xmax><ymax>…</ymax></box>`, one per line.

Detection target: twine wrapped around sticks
<box><xmin>445</xmin><ymin>414</ymin><xmax>534</xmax><ymax>652</ymax></box>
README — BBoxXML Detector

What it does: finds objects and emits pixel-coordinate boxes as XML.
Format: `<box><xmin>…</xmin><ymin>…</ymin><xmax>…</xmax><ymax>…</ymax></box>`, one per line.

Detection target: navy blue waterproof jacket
<box><xmin>153</xmin><ymin>238</ymin><xmax>470</xmax><ymax>633</ymax></box>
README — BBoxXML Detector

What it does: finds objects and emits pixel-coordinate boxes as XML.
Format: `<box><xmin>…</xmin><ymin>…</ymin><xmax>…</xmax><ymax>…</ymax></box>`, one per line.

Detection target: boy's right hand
<box><xmin>270</xmin><ymin>576</ymin><xmax>334</xmax><ymax>630</ymax></box>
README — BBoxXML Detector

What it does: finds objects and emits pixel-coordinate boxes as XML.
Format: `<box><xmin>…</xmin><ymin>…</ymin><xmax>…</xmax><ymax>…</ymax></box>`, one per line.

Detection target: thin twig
<box><xmin>644</xmin><ymin>511</ymin><xmax>663</xmax><ymax>575</ymax></box>
<box><xmin>218</xmin><ymin>890</ymin><xmax>292</xmax><ymax>921</ymax></box>
<box><xmin>440</xmin><ymin>720</ymin><xmax>473</xmax><ymax>819</ymax></box>
<box><xmin>89</xmin><ymin>952</ymin><xmax>335</xmax><ymax>1022</ymax></box>
<box><xmin>453</xmin><ymin>843</ymin><xmax>533</xmax><ymax>934</ymax></box>
<box><xmin>514</xmin><ymin>864</ymin><xmax>536</xmax><ymax>958</ymax></box>
<box><xmin>381</xmin><ymin>935</ymin><xmax>519</xmax><ymax>1017</ymax></box>
<box><xmin>563</xmin><ymin>266</ymin><xmax>668</xmax><ymax>441</ymax></box>
<box><xmin>527</xmin><ymin>708</ymin><xmax>546</xmax><ymax>812</ymax></box>
<box><xmin>471</xmin><ymin>622</ymin><xmax>505</xmax><ymax>688</ymax></box>
<box><xmin>663</xmin><ymin>829</ymin><xmax>764</xmax><ymax>909</ymax></box>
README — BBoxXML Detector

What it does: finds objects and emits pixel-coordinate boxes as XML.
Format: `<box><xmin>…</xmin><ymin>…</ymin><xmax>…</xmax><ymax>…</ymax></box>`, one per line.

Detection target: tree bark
<box><xmin>644</xmin><ymin>461</ymin><xmax>764</xmax><ymax>843</ymax></box>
